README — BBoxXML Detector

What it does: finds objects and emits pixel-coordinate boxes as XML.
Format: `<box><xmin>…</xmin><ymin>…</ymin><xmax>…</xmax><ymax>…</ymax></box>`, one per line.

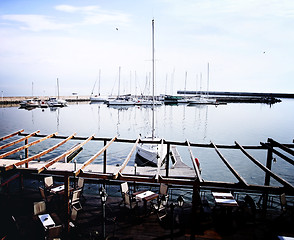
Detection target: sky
<box><xmin>1</xmin><ymin>0</ymin><xmax>294</xmax><ymax>97</ymax></box>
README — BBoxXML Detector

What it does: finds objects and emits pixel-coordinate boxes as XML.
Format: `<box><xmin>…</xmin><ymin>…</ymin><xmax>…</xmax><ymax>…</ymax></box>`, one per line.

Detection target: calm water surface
<box><xmin>1</xmin><ymin>99</ymin><xmax>294</xmax><ymax>186</ymax></box>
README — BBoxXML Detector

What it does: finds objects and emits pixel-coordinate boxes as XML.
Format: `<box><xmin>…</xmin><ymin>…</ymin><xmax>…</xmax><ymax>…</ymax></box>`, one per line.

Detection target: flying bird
<box><xmin>116</xmin><ymin>28</ymin><xmax>118</xmax><ymax>31</ymax></box>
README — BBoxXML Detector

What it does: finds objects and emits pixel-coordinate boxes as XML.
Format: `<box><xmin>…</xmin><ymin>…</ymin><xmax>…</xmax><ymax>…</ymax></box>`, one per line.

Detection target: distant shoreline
<box><xmin>0</xmin><ymin>95</ymin><xmax>91</xmax><ymax>104</ymax></box>
<box><xmin>177</xmin><ymin>90</ymin><xmax>294</xmax><ymax>98</ymax></box>
<box><xmin>0</xmin><ymin>91</ymin><xmax>293</xmax><ymax>105</ymax></box>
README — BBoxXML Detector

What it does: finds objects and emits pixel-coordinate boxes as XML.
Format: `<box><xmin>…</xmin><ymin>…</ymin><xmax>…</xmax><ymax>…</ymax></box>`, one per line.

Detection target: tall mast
<box><xmin>57</xmin><ymin>78</ymin><xmax>60</xmax><ymax>99</ymax></box>
<box><xmin>118</xmin><ymin>66</ymin><xmax>121</xmax><ymax>97</ymax></box>
<box><xmin>152</xmin><ymin>19</ymin><xmax>155</xmax><ymax>139</ymax></box>
<box><xmin>184</xmin><ymin>71</ymin><xmax>187</xmax><ymax>99</ymax></box>
<box><xmin>207</xmin><ymin>62</ymin><xmax>210</xmax><ymax>96</ymax></box>
<box><xmin>98</xmin><ymin>69</ymin><xmax>101</xmax><ymax>96</ymax></box>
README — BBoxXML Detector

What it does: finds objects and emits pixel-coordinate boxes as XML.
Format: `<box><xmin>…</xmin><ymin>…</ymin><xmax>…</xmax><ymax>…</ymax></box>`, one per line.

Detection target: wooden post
<box><xmin>190</xmin><ymin>180</ymin><xmax>202</xmax><ymax>239</ymax></box>
<box><xmin>20</xmin><ymin>173</ymin><xmax>24</xmax><ymax>191</ymax></box>
<box><xmin>263</xmin><ymin>140</ymin><xmax>273</xmax><ymax>214</ymax></box>
<box><xmin>165</xmin><ymin>143</ymin><xmax>170</xmax><ymax>177</ymax></box>
<box><xmin>103</xmin><ymin>140</ymin><xmax>107</xmax><ymax>174</ymax></box>
<box><xmin>264</xmin><ymin>142</ymin><xmax>273</xmax><ymax>186</ymax></box>
<box><xmin>25</xmin><ymin>139</ymin><xmax>28</xmax><ymax>168</ymax></box>
<box><xmin>64</xmin><ymin>174</ymin><xmax>70</xmax><ymax>234</ymax></box>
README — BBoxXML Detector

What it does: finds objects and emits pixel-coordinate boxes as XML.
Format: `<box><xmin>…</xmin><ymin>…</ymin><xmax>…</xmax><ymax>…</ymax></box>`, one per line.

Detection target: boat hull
<box><xmin>107</xmin><ymin>100</ymin><xmax>135</xmax><ymax>105</ymax></box>
<box><xmin>90</xmin><ymin>96</ymin><xmax>107</xmax><ymax>102</ymax></box>
<box><xmin>136</xmin><ymin>140</ymin><xmax>167</xmax><ymax>167</ymax></box>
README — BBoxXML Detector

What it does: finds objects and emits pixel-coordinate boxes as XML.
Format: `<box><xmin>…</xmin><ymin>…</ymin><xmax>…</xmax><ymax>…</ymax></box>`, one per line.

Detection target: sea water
<box><xmin>0</xmin><ymin>99</ymin><xmax>294</xmax><ymax>187</ymax></box>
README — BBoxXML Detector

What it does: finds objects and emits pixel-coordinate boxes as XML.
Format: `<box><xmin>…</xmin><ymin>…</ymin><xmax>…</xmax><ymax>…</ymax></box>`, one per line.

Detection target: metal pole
<box><xmin>166</xmin><ymin>143</ymin><xmax>170</xmax><ymax>177</ymax></box>
<box><xmin>152</xmin><ymin>19</ymin><xmax>155</xmax><ymax>140</ymax></box>
<box><xmin>170</xmin><ymin>203</ymin><xmax>174</xmax><ymax>240</ymax></box>
<box><xmin>74</xmin><ymin>160</ymin><xmax>77</xmax><ymax>189</ymax></box>
<box><xmin>64</xmin><ymin>174</ymin><xmax>70</xmax><ymax>234</ymax></box>
<box><xmin>102</xmin><ymin>201</ymin><xmax>106</xmax><ymax>239</ymax></box>
<box><xmin>134</xmin><ymin>163</ymin><xmax>137</xmax><ymax>192</ymax></box>
<box><xmin>103</xmin><ymin>140</ymin><xmax>107</xmax><ymax>174</ymax></box>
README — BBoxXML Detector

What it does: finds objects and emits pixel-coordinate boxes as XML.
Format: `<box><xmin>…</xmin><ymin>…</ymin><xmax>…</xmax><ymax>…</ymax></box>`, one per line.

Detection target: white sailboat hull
<box><xmin>90</xmin><ymin>96</ymin><xmax>107</xmax><ymax>102</ymax></box>
<box><xmin>136</xmin><ymin>138</ymin><xmax>167</xmax><ymax>166</ymax></box>
<box><xmin>47</xmin><ymin>98</ymin><xmax>67</xmax><ymax>107</ymax></box>
<box><xmin>188</xmin><ymin>96</ymin><xmax>217</xmax><ymax>105</ymax></box>
<box><xmin>135</xmin><ymin>99</ymin><xmax>162</xmax><ymax>105</ymax></box>
<box><xmin>108</xmin><ymin>99</ymin><xmax>135</xmax><ymax>105</ymax></box>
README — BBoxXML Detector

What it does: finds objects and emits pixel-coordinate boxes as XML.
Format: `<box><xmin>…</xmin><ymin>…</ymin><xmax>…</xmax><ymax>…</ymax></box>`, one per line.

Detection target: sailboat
<box><xmin>136</xmin><ymin>19</ymin><xmax>167</xmax><ymax>167</ymax></box>
<box><xmin>177</xmin><ymin>71</ymin><xmax>189</xmax><ymax>103</ymax></box>
<box><xmin>19</xmin><ymin>82</ymin><xmax>39</xmax><ymax>109</ymax></box>
<box><xmin>188</xmin><ymin>63</ymin><xmax>218</xmax><ymax>105</ymax></box>
<box><xmin>107</xmin><ymin>67</ymin><xmax>136</xmax><ymax>106</ymax></box>
<box><xmin>90</xmin><ymin>70</ymin><xmax>107</xmax><ymax>102</ymax></box>
<box><xmin>47</xmin><ymin>78</ymin><xmax>67</xmax><ymax>107</ymax></box>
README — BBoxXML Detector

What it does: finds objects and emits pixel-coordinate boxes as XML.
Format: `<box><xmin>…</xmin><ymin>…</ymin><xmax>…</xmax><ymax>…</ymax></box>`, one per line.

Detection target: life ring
<box><xmin>195</xmin><ymin>158</ymin><xmax>200</xmax><ymax>168</ymax></box>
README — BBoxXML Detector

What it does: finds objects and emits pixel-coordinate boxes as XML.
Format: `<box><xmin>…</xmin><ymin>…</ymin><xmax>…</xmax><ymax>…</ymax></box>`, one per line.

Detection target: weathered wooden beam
<box><xmin>0</xmin><ymin>132</ymin><xmax>57</xmax><ymax>159</ymax></box>
<box><xmin>187</xmin><ymin>140</ymin><xmax>203</xmax><ymax>182</ymax></box>
<box><xmin>113</xmin><ymin>136</ymin><xmax>139</xmax><ymax>179</ymax></box>
<box><xmin>235</xmin><ymin>141</ymin><xmax>294</xmax><ymax>190</ymax></box>
<box><xmin>18</xmin><ymin>132</ymin><xmax>268</xmax><ymax>150</ymax></box>
<box><xmin>4</xmin><ymin>133</ymin><xmax>76</xmax><ymax>171</ymax></box>
<box><xmin>0</xmin><ymin>129</ymin><xmax>24</xmax><ymax>141</ymax></box>
<box><xmin>7</xmin><ymin>165</ymin><xmax>294</xmax><ymax>195</ymax></box>
<box><xmin>74</xmin><ymin>135</ymin><xmax>117</xmax><ymax>176</ymax></box>
<box><xmin>268</xmin><ymin>138</ymin><xmax>294</xmax><ymax>157</ymax></box>
<box><xmin>211</xmin><ymin>141</ymin><xmax>248</xmax><ymax>186</ymax></box>
<box><xmin>37</xmin><ymin>135</ymin><xmax>95</xmax><ymax>174</ymax></box>
<box><xmin>0</xmin><ymin>130</ymin><xmax>40</xmax><ymax>150</ymax></box>
<box><xmin>261</xmin><ymin>142</ymin><xmax>294</xmax><ymax>166</ymax></box>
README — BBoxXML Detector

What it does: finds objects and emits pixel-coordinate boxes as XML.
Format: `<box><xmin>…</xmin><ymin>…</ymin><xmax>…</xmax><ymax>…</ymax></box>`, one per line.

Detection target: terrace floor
<box><xmin>0</xmin><ymin>184</ymin><xmax>294</xmax><ymax>240</ymax></box>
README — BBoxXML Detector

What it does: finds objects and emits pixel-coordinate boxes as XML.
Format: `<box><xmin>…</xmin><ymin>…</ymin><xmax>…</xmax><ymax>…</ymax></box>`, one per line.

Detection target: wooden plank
<box><xmin>268</xmin><ymin>138</ymin><xmax>294</xmax><ymax>156</ymax></box>
<box><xmin>37</xmin><ymin>135</ymin><xmax>95</xmax><ymax>173</ymax></box>
<box><xmin>187</xmin><ymin>140</ymin><xmax>203</xmax><ymax>182</ymax></box>
<box><xmin>0</xmin><ymin>129</ymin><xmax>24</xmax><ymax>141</ymax></box>
<box><xmin>74</xmin><ymin>135</ymin><xmax>117</xmax><ymax>176</ymax></box>
<box><xmin>113</xmin><ymin>136</ymin><xmax>139</xmax><ymax>179</ymax></box>
<box><xmin>0</xmin><ymin>130</ymin><xmax>40</xmax><ymax>150</ymax></box>
<box><xmin>0</xmin><ymin>132</ymin><xmax>57</xmax><ymax>159</ymax></box>
<box><xmin>235</xmin><ymin>141</ymin><xmax>294</xmax><ymax>190</ymax></box>
<box><xmin>4</xmin><ymin>133</ymin><xmax>76</xmax><ymax>171</ymax></box>
<box><xmin>261</xmin><ymin>142</ymin><xmax>294</xmax><ymax>166</ymax></box>
<box><xmin>211</xmin><ymin>141</ymin><xmax>248</xmax><ymax>186</ymax></box>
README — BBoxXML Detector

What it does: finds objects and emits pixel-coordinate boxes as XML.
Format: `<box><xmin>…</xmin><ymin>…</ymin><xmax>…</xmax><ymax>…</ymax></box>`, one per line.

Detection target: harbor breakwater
<box><xmin>0</xmin><ymin>95</ymin><xmax>91</xmax><ymax>105</ymax></box>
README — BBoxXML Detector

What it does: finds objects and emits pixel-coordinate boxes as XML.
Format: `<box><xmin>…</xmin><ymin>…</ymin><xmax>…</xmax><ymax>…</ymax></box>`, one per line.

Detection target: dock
<box><xmin>1</xmin><ymin>130</ymin><xmax>294</xmax><ymax>239</ymax></box>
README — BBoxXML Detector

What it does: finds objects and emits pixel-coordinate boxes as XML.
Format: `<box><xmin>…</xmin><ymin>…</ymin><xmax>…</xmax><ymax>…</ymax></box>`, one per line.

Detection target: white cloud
<box><xmin>1</xmin><ymin>14</ymin><xmax>71</xmax><ymax>31</ymax></box>
<box><xmin>1</xmin><ymin>5</ymin><xmax>131</xmax><ymax>32</ymax></box>
<box><xmin>55</xmin><ymin>5</ymin><xmax>99</xmax><ymax>13</ymax></box>
<box><xmin>55</xmin><ymin>4</ymin><xmax>130</xmax><ymax>25</ymax></box>
<box><xmin>84</xmin><ymin>12</ymin><xmax>130</xmax><ymax>25</ymax></box>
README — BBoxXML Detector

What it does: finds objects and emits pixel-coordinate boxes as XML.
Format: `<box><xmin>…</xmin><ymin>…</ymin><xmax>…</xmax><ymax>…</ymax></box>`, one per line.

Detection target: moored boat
<box><xmin>136</xmin><ymin>19</ymin><xmax>167</xmax><ymax>167</ymax></box>
<box><xmin>47</xmin><ymin>97</ymin><xmax>67</xmax><ymax>107</ymax></box>
<box><xmin>188</xmin><ymin>96</ymin><xmax>218</xmax><ymax>105</ymax></box>
<box><xmin>19</xmin><ymin>98</ymin><xmax>39</xmax><ymax>108</ymax></box>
